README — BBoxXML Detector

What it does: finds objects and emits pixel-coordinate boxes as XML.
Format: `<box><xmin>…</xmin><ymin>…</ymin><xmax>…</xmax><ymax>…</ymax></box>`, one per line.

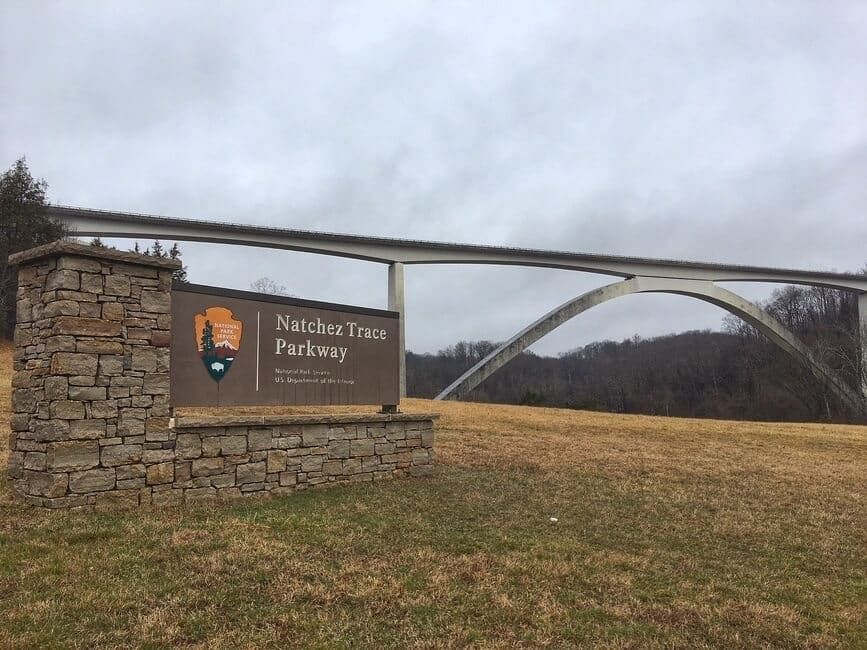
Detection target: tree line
<box><xmin>0</xmin><ymin>158</ymin><xmax>188</xmax><ymax>338</ymax></box>
<box><xmin>408</xmin><ymin>281</ymin><xmax>866</xmax><ymax>423</ymax></box>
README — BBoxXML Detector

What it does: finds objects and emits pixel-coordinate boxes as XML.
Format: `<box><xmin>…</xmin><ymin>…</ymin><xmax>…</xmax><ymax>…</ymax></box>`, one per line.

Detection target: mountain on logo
<box><xmin>212</xmin><ymin>340</ymin><xmax>238</xmax><ymax>360</ymax></box>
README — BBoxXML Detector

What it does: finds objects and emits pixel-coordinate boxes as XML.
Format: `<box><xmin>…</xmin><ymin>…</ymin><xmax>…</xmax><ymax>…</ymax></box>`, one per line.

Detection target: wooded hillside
<box><xmin>408</xmin><ymin>283</ymin><xmax>864</xmax><ymax>422</ymax></box>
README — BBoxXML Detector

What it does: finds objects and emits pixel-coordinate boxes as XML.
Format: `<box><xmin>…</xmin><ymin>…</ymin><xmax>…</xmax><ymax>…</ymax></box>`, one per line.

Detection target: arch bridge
<box><xmin>48</xmin><ymin>205</ymin><xmax>867</xmax><ymax>414</ymax></box>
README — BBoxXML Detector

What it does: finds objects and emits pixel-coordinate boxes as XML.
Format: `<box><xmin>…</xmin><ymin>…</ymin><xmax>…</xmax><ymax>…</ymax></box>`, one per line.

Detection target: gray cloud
<box><xmin>2</xmin><ymin>1</ymin><xmax>866</xmax><ymax>357</ymax></box>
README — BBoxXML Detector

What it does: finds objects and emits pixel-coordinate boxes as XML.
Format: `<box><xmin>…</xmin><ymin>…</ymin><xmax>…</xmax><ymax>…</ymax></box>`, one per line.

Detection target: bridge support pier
<box><xmin>388</xmin><ymin>262</ymin><xmax>406</xmax><ymax>399</ymax></box>
<box><xmin>859</xmin><ymin>293</ymin><xmax>867</xmax><ymax>396</ymax></box>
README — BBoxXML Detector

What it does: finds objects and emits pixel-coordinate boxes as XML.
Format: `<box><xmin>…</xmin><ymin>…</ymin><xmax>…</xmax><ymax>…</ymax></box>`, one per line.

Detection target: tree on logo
<box><xmin>201</xmin><ymin>320</ymin><xmax>215</xmax><ymax>354</ymax></box>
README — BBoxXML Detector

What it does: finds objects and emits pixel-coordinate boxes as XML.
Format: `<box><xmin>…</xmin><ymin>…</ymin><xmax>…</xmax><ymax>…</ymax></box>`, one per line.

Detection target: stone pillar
<box><xmin>388</xmin><ymin>262</ymin><xmax>406</xmax><ymax>399</ymax></box>
<box><xmin>7</xmin><ymin>241</ymin><xmax>181</xmax><ymax>509</ymax></box>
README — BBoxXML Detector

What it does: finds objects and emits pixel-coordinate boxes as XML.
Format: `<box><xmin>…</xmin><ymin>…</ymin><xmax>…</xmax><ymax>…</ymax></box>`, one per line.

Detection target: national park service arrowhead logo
<box><xmin>195</xmin><ymin>307</ymin><xmax>243</xmax><ymax>382</ymax></box>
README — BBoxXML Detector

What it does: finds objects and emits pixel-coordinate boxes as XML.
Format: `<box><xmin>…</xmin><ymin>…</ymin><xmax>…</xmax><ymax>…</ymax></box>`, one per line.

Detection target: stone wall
<box><xmin>7</xmin><ymin>241</ymin><xmax>180</xmax><ymax>508</ymax></box>
<box><xmin>166</xmin><ymin>413</ymin><xmax>436</xmax><ymax>505</ymax></box>
<box><xmin>6</xmin><ymin>241</ymin><xmax>437</xmax><ymax>510</ymax></box>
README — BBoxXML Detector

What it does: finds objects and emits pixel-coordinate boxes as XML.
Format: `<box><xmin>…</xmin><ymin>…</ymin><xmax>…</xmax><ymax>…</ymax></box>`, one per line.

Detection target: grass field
<box><xmin>1</xmin><ymin>341</ymin><xmax>865</xmax><ymax>648</ymax></box>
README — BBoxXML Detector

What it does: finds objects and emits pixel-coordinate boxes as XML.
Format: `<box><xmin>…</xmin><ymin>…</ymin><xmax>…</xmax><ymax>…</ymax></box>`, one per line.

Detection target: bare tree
<box><xmin>250</xmin><ymin>277</ymin><xmax>293</xmax><ymax>297</ymax></box>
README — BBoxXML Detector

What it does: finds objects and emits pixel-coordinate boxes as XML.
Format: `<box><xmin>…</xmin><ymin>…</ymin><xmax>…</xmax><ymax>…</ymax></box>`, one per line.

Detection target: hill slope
<box><xmin>1</xmin><ymin>341</ymin><xmax>865</xmax><ymax>647</ymax></box>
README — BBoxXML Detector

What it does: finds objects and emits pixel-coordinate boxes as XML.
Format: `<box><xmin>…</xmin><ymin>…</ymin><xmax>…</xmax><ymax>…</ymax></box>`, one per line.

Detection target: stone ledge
<box><xmin>171</xmin><ymin>412</ymin><xmax>440</xmax><ymax>429</ymax></box>
<box><xmin>9</xmin><ymin>239</ymin><xmax>182</xmax><ymax>270</ymax></box>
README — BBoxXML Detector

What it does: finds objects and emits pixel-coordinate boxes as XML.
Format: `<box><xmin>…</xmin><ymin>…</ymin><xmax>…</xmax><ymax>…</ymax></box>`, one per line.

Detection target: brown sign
<box><xmin>170</xmin><ymin>283</ymin><xmax>400</xmax><ymax>407</ymax></box>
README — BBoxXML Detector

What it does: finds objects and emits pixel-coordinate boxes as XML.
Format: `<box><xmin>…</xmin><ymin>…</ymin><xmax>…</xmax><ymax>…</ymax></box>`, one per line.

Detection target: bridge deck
<box><xmin>48</xmin><ymin>205</ymin><xmax>867</xmax><ymax>292</ymax></box>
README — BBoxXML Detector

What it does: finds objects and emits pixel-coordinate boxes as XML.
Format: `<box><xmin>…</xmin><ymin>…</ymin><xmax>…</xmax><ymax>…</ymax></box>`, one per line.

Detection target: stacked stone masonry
<box><xmin>7</xmin><ymin>242</ymin><xmax>180</xmax><ymax>509</ymax></box>
<box><xmin>168</xmin><ymin>413</ymin><xmax>435</xmax><ymax>505</ymax></box>
<box><xmin>6</xmin><ymin>241</ymin><xmax>436</xmax><ymax>510</ymax></box>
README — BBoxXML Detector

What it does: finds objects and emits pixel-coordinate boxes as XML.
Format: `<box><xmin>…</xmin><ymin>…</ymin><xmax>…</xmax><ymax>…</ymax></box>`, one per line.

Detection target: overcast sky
<box><xmin>3</xmin><ymin>2</ymin><xmax>866</xmax><ymax>356</ymax></box>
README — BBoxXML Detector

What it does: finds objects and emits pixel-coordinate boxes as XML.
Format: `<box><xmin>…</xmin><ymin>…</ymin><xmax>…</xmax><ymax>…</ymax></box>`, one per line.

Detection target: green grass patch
<box><xmin>1</xmin><ymin>460</ymin><xmax>864</xmax><ymax>648</ymax></box>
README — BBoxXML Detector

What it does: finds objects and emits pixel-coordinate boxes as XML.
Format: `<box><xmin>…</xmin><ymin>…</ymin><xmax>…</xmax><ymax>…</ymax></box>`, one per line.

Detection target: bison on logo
<box><xmin>194</xmin><ymin>307</ymin><xmax>243</xmax><ymax>382</ymax></box>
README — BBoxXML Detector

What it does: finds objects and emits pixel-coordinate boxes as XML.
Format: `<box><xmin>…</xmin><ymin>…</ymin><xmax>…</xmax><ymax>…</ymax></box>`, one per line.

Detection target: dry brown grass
<box><xmin>0</xmin><ymin>342</ymin><xmax>12</xmax><ymax>509</ymax></box>
<box><xmin>416</xmin><ymin>398</ymin><xmax>867</xmax><ymax>484</ymax></box>
<box><xmin>1</xmin><ymin>340</ymin><xmax>866</xmax><ymax>648</ymax></box>
<box><xmin>182</xmin><ymin>393</ymin><xmax>867</xmax><ymax>494</ymax></box>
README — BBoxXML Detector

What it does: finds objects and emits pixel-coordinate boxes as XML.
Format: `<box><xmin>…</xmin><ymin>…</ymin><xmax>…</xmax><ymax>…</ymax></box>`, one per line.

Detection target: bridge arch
<box><xmin>48</xmin><ymin>205</ymin><xmax>867</xmax><ymax>404</ymax></box>
<box><xmin>435</xmin><ymin>276</ymin><xmax>866</xmax><ymax>414</ymax></box>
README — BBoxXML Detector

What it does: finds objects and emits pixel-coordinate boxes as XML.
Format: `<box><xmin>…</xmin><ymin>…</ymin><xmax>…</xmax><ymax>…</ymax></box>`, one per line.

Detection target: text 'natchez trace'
<box><xmin>273</xmin><ymin>314</ymin><xmax>389</xmax><ymax>364</ymax></box>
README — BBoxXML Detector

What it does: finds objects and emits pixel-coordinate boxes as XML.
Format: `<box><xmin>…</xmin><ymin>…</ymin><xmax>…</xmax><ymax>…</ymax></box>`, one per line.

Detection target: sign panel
<box><xmin>171</xmin><ymin>283</ymin><xmax>400</xmax><ymax>407</ymax></box>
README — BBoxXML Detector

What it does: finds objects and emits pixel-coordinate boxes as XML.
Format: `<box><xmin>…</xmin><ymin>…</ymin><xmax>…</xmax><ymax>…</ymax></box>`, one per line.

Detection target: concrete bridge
<box><xmin>48</xmin><ymin>205</ymin><xmax>867</xmax><ymax>413</ymax></box>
